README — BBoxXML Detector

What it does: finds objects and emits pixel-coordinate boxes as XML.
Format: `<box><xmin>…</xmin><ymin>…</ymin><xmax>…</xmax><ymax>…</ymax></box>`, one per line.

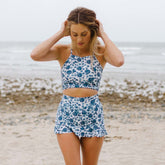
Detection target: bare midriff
<box><xmin>63</xmin><ymin>88</ymin><xmax>98</xmax><ymax>97</ymax></box>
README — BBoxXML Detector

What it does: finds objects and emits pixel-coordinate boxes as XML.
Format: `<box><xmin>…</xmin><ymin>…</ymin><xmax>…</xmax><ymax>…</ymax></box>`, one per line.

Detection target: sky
<box><xmin>0</xmin><ymin>0</ymin><xmax>165</xmax><ymax>42</ymax></box>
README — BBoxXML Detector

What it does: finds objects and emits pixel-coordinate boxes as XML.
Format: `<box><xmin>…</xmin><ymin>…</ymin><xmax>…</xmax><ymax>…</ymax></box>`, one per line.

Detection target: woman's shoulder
<box><xmin>52</xmin><ymin>44</ymin><xmax>70</xmax><ymax>56</ymax></box>
<box><xmin>55</xmin><ymin>44</ymin><xmax>71</xmax><ymax>62</ymax></box>
<box><xmin>53</xmin><ymin>44</ymin><xmax>70</xmax><ymax>52</ymax></box>
<box><xmin>59</xmin><ymin>44</ymin><xmax>71</xmax><ymax>55</ymax></box>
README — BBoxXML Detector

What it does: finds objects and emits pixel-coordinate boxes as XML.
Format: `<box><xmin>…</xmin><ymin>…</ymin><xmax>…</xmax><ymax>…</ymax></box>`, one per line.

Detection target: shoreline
<box><xmin>1</xmin><ymin>73</ymin><xmax>165</xmax><ymax>108</ymax></box>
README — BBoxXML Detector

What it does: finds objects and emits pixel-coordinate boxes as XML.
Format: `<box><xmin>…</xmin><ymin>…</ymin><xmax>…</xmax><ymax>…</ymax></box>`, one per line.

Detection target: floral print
<box><xmin>61</xmin><ymin>50</ymin><xmax>103</xmax><ymax>91</ymax></box>
<box><xmin>54</xmin><ymin>94</ymin><xmax>107</xmax><ymax>138</ymax></box>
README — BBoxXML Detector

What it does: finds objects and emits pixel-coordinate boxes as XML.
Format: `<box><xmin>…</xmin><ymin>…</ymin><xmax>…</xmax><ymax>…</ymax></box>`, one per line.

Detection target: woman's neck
<box><xmin>72</xmin><ymin>46</ymin><xmax>91</xmax><ymax>57</ymax></box>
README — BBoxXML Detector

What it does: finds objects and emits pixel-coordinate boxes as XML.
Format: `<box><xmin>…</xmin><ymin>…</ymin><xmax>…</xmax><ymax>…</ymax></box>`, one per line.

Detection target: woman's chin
<box><xmin>77</xmin><ymin>44</ymin><xmax>88</xmax><ymax>49</ymax></box>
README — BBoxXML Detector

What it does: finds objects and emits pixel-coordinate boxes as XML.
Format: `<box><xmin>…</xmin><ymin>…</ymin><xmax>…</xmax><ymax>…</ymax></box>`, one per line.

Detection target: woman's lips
<box><xmin>78</xmin><ymin>42</ymin><xmax>84</xmax><ymax>46</ymax></box>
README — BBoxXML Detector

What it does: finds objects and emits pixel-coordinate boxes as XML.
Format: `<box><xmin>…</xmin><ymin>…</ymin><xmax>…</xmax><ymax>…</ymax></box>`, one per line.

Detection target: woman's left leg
<box><xmin>57</xmin><ymin>133</ymin><xmax>81</xmax><ymax>165</ymax></box>
<box><xmin>81</xmin><ymin>136</ymin><xmax>104</xmax><ymax>165</ymax></box>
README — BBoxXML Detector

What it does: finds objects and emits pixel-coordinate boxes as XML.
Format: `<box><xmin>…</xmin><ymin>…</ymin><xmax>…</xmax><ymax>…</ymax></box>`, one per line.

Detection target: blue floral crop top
<box><xmin>61</xmin><ymin>50</ymin><xmax>103</xmax><ymax>91</ymax></box>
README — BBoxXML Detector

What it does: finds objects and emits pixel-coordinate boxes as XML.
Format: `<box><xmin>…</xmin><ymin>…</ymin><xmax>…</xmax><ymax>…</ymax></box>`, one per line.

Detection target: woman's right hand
<box><xmin>59</xmin><ymin>20</ymin><xmax>70</xmax><ymax>37</ymax></box>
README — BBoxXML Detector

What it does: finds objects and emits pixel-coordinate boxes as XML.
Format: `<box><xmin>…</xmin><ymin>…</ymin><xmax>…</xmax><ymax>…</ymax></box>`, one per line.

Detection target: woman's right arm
<box><xmin>30</xmin><ymin>21</ymin><xmax>68</xmax><ymax>61</ymax></box>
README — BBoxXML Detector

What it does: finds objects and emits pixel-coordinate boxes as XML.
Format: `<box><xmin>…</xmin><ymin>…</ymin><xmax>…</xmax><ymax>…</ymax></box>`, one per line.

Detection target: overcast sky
<box><xmin>0</xmin><ymin>0</ymin><xmax>165</xmax><ymax>42</ymax></box>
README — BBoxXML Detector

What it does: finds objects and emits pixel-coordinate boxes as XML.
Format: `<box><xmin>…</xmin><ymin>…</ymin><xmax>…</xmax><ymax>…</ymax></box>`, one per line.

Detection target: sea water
<box><xmin>0</xmin><ymin>41</ymin><xmax>165</xmax><ymax>79</ymax></box>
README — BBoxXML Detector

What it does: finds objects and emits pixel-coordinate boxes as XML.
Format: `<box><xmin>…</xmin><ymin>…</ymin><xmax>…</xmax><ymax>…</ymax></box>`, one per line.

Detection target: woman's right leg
<box><xmin>57</xmin><ymin>133</ymin><xmax>81</xmax><ymax>165</ymax></box>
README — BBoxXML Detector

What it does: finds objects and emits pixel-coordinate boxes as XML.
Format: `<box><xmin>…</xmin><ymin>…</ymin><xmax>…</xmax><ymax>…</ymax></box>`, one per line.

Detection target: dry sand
<box><xmin>1</xmin><ymin>107</ymin><xmax>165</xmax><ymax>165</ymax></box>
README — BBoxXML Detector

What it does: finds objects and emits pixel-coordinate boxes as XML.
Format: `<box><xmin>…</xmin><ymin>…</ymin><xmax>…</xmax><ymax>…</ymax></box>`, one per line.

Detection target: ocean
<box><xmin>0</xmin><ymin>41</ymin><xmax>165</xmax><ymax>80</ymax></box>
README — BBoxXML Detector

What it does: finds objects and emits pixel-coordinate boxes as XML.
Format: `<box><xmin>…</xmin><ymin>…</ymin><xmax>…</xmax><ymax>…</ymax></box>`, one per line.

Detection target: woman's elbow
<box><xmin>30</xmin><ymin>52</ymin><xmax>39</xmax><ymax>61</ymax></box>
<box><xmin>116</xmin><ymin>58</ymin><xmax>124</xmax><ymax>67</ymax></box>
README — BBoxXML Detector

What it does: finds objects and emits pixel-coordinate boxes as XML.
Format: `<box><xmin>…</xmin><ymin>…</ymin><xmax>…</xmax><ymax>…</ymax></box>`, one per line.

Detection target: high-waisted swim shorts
<box><xmin>54</xmin><ymin>94</ymin><xmax>107</xmax><ymax>138</ymax></box>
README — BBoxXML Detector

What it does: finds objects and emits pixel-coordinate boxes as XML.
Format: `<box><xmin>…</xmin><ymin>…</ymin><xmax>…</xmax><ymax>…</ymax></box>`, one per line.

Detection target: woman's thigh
<box><xmin>57</xmin><ymin>133</ymin><xmax>81</xmax><ymax>165</ymax></box>
<box><xmin>81</xmin><ymin>136</ymin><xmax>104</xmax><ymax>165</ymax></box>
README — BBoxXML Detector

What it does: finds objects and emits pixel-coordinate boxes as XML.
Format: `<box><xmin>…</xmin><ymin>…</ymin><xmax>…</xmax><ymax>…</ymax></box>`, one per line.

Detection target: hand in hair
<box><xmin>59</xmin><ymin>20</ymin><xmax>70</xmax><ymax>37</ymax></box>
<box><xmin>95</xmin><ymin>20</ymin><xmax>105</xmax><ymax>38</ymax></box>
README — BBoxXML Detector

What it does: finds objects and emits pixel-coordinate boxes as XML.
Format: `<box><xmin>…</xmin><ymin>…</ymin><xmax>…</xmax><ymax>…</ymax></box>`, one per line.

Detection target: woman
<box><xmin>31</xmin><ymin>7</ymin><xmax>124</xmax><ymax>165</ymax></box>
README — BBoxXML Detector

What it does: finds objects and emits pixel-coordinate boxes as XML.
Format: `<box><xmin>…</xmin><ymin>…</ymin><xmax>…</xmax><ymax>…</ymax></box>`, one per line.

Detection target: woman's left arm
<box><xmin>97</xmin><ymin>20</ymin><xmax>124</xmax><ymax>67</ymax></box>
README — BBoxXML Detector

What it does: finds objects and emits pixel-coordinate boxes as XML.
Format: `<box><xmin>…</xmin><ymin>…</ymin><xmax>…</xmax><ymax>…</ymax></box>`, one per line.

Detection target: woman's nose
<box><xmin>77</xmin><ymin>37</ymin><xmax>83</xmax><ymax>42</ymax></box>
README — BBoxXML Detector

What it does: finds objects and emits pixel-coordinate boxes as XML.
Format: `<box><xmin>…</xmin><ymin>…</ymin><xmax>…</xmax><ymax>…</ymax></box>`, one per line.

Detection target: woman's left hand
<box><xmin>95</xmin><ymin>20</ymin><xmax>105</xmax><ymax>38</ymax></box>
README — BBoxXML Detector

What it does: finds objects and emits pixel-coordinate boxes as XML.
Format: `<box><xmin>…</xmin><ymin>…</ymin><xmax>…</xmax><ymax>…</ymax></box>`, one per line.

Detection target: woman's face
<box><xmin>70</xmin><ymin>23</ymin><xmax>91</xmax><ymax>50</ymax></box>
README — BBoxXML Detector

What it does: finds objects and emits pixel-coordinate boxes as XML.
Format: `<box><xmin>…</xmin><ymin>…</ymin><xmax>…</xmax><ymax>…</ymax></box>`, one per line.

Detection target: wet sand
<box><xmin>1</xmin><ymin>74</ymin><xmax>165</xmax><ymax>107</ymax></box>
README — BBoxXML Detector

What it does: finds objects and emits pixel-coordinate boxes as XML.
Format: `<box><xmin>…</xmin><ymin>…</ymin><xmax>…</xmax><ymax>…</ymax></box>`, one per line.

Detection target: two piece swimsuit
<box><xmin>54</xmin><ymin>50</ymin><xmax>107</xmax><ymax>138</ymax></box>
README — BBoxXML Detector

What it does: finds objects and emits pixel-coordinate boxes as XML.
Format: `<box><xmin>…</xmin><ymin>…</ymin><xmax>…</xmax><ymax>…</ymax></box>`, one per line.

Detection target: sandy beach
<box><xmin>1</xmin><ymin>109</ymin><xmax>165</xmax><ymax>165</ymax></box>
<box><xmin>1</xmin><ymin>73</ymin><xmax>165</xmax><ymax>165</ymax></box>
